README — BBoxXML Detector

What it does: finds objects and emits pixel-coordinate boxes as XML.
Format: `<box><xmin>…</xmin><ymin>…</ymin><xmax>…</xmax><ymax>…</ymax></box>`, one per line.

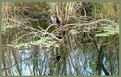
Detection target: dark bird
<box><xmin>51</xmin><ymin>15</ymin><xmax>63</xmax><ymax>29</ymax></box>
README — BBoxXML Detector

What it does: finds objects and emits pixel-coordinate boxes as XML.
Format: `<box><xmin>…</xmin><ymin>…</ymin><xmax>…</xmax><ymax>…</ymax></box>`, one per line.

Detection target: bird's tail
<box><xmin>59</xmin><ymin>24</ymin><xmax>64</xmax><ymax>30</ymax></box>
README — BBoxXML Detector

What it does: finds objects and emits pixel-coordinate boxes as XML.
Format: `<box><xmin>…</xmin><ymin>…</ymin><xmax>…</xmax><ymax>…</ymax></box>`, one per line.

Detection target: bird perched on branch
<box><xmin>51</xmin><ymin>15</ymin><xmax>63</xmax><ymax>29</ymax></box>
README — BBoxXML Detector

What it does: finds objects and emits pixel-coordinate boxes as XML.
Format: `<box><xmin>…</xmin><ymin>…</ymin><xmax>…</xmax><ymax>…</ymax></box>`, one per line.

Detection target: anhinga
<box><xmin>51</xmin><ymin>15</ymin><xmax>63</xmax><ymax>29</ymax></box>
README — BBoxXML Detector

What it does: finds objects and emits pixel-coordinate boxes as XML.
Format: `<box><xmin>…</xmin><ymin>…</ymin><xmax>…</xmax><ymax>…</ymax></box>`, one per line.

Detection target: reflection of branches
<box><xmin>91</xmin><ymin>31</ymin><xmax>110</xmax><ymax>75</ymax></box>
<box><xmin>2</xmin><ymin>49</ymin><xmax>46</xmax><ymax>73</ymax></box>
<box><xmin>2</xmin><ymin>53</ymin><xmax>32</xmax><ymax>71</ymax></box>
<box><xmin>11</xmin><ymin>49</ymin><xmax>22</xmax><ymax>75</ymax></box>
